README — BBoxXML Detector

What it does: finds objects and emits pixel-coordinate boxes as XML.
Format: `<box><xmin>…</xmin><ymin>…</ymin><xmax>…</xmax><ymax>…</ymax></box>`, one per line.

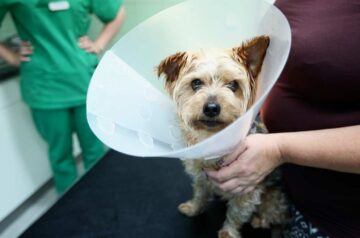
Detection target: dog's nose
<box><xmin>203</xmin><ymin>102</ymin><xmax>221</xmax><ymax>118</ymax></box>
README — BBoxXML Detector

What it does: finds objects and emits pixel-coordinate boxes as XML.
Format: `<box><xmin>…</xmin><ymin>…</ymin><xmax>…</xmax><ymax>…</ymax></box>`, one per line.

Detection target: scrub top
<box><xmin>0</xmin><ymin>0</ymin><xmax>123</xmax><ymax>109</ymax></box>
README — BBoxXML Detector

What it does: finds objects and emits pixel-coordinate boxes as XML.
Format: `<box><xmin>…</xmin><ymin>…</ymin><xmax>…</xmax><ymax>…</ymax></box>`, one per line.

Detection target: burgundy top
<box><xmin>262</xmin><ymin>0</ymin><xmax>360</xmax><ymax>237</ymax></box>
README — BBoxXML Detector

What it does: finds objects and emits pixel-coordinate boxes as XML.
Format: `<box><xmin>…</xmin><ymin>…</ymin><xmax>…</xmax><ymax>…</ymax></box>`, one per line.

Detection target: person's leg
<box><xmin>31</xmin><ymin>108</ymin><xmax>77</xmax><ymax>193</ymax></box>
<box><xmin>73</xmin><ymin>105</ymin><xmax>106</xmax><ymax>170</ymax></box>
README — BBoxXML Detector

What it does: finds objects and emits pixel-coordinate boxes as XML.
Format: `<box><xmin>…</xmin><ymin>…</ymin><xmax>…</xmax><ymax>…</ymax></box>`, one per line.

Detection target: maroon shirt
<box><xmin>262</xmin><ymin>0</ymin><xmax>360</xmax><ymax>237</ymax></box>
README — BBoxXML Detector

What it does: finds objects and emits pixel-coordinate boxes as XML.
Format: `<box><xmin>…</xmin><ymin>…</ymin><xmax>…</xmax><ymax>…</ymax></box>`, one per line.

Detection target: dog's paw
<box><xmin>178</xmin><ymin>201</ymin><xmax>200</xmax><ymax>217</ymax></box>
<box><xmin>218</xmin><ymin>228</ymin><xmax>241</xmax><ymax>238</ymax></box>
<box><xmin>250</xmin><ymin>216</ymin><xmax>270</xmax><ymax>229</ymax></box>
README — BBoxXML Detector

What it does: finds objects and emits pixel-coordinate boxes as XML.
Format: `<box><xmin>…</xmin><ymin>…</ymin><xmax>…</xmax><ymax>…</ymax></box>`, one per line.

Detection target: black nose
<box><xmin>203</xmin><ymin>102</ymin><xmax>221</xmax><ymax>118</ymax></box>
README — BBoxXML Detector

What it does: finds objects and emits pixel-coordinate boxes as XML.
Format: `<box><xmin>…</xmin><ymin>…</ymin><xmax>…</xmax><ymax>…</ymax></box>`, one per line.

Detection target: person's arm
<box><xmin>205</xmin><ymin>125</ymin><xmax>360</xmax><ymax>195</ymax></box>
<box><xmin>275</xmin><ymin>125</ymin><xmax>360</xmax><ymax>173</ymax></box>
<box><xmin>78</xmin><ymin>6</ymin><xmax>125</xmax><ymax>54</ymax></box>
<box><xmin>0</xmin><ymin>43</ymin><xmax>19</xmax><ymax>66</ymax></box>
<box><xmin>0</xmin><ymin>42</ymin><xmax>33</xmax><ymax>66</ymax></box>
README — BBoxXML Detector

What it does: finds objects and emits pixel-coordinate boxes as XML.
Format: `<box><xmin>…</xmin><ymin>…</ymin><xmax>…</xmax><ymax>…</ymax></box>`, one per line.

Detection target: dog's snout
<box><xmin>203</xmin><ymin>102</ymin><xmax>221</xmax><ymax>117</ymax></box>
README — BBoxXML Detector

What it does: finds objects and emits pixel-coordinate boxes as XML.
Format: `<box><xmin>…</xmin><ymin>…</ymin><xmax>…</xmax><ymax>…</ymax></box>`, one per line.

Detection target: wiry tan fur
<box><xmin>157</xmin><ymin>36</ymin><xmax>288</xmax><ymax>238</ymax></box>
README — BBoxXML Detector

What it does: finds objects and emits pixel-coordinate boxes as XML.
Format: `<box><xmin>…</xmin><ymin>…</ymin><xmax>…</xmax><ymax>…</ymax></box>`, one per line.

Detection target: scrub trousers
<box><xmin>31</xmin><ymin>105</ymin><xmax>106</xmax><ymax>193</ymax></box>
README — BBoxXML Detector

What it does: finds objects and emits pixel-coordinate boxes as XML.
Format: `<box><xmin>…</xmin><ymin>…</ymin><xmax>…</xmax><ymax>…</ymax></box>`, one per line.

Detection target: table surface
<box><xmin>20</xmin><ymin>150</ymin><xmax>271</xmax><ymax>238</ymax></box>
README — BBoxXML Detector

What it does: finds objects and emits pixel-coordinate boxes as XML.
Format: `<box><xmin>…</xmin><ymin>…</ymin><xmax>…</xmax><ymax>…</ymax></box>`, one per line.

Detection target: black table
<box><xmin>21</xmin><ymin>151</ymin><xmax>270</xmax><ymax>238</ymax></box>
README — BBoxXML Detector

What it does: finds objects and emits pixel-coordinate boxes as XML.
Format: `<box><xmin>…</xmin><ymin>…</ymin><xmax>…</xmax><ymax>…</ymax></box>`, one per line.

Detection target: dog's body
<box><xmin>157</xmin><ymin>36</ymin><xmax>288</xmax><ymax>238</ymax></box>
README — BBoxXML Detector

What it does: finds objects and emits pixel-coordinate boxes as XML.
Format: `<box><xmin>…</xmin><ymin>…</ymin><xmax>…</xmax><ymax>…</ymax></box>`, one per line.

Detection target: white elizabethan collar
<box><xmin>86</xmin><ymin>0</ymin><xmax>291</xmax><ymax>160</ymax></box>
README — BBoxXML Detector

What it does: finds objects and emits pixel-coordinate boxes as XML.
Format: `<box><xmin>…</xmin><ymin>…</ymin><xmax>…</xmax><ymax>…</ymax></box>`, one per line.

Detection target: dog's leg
<box><xmin>251</xmin><ymin>188</ymin><xmax>289</xmax><ymax>229</ymax></box>
<box><xmin>219</xmin><ymin>189</ymin><xmax>263</xmax><ymax>238</ymax></box>
<box><xmin>178</xmin><ymin>159</ymin><xmax>212</xmax><ymax>216</ymax></box>
<box><xmin>178</xmin><ymin>176</ymin><xmax>211</xmax><ymax>217</ymax></box>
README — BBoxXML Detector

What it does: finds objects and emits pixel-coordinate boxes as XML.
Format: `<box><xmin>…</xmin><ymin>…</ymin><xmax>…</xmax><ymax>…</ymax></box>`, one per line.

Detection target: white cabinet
<box><xmin>0</xmin><ymin>78</ymin><xmax>51</xmax><ymax>222</ymax></box>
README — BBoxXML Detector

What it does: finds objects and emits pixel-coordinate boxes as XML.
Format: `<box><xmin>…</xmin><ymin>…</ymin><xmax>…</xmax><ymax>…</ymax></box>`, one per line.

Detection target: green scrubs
<box><xmin>31</xmin><ymin>106</ymin><xmax>105</xmax><ymax>192</ymax></box>
<box><xmin>0</xmin><ymin>0</ymin><xmax>123</xmax><ymax>192</ymax></box>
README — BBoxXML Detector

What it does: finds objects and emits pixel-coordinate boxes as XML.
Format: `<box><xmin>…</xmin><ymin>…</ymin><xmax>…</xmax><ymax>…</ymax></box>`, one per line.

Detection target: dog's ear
<box><xmin>233</xmin><ymin>36</ymin><xmax>270</xmax><ymax>109</ymax></box>
<box><xmin>233</xmin><ymin>35</ymin><xmax>270</xmax><ymax>79</ymax></box>
<box><xmin>157</xmin><ymin>52</ymin><xmax>188</xmax><ymax>96</ymax></box>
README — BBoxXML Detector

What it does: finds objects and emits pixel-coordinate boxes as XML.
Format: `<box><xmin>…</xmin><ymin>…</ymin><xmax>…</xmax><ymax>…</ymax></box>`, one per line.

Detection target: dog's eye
<box><xmin>227</xmin><ymin>81</ymin><xmax>239</xmax><ymax>92</ymax></box>
<box><xmin>191</xmin><ymin>79</ymin><xmax>203</xmax><ymax>91</ymax></box>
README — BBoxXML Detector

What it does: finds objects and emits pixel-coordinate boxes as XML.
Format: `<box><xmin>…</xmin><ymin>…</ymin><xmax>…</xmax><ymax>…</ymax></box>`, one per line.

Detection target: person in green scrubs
<box><xmin>0</xmin><ymin>0</ymin><xmax>125</xmax><ymax>193</ymax></box>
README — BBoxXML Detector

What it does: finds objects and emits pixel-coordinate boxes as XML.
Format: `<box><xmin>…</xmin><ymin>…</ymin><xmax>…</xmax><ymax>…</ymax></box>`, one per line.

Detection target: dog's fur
<box><xmin>157</xmin><ymin>36</ymin><xmax>288</xmax><ymax>238</ymax></box>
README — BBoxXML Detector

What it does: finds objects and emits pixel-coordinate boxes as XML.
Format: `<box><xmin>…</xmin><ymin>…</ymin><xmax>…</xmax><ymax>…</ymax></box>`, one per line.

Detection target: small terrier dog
<box><xmin>157</xmin><ymin>36</ymin><xmax>287</xmax><ymax>238</ymax></box>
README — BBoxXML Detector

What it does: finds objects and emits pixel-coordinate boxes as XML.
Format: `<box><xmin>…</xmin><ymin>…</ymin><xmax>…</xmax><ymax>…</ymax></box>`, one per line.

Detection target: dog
<box><xmin>157</xmin><ymin>36</ymin><xmax>288</xmax><ymax>238</ymax></box>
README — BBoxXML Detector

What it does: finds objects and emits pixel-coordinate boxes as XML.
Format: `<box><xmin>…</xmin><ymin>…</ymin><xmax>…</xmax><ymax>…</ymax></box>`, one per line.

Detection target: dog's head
<box><xmin>157</xmin><ymin>36</ymin><xmax>269</xmax><ymax>136</ymax></box>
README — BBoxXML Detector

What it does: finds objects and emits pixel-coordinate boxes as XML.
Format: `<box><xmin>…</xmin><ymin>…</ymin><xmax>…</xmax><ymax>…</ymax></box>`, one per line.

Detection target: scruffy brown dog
<box><xmin>157</xmin><ymin>36</ymin><xmax>288</xmax><ymax>238</ymax></box>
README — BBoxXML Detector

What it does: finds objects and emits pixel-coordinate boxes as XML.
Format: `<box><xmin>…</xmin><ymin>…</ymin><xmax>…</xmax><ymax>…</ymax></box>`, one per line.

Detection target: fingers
<box><xmin>205</xmin><ymin>167</ymin><xmax>235</xmax><ymax>183</ymax></box>
<box><xmin>210</xmin><ymin>176</ymin><xmax>256</xmax><ymax>196</ymax></box>
<box><xmin>20</xmin><ymin>41</ymin><xmax>33</xmax><ymax>62</ymax></box>
<box><xmin>211</xmin><ymin>177</ymin><xmax>256</xmax><ymax>193</ymax></box>
<box><xmin>78</xmin><ymin>36</ymin><xmax>91</xmax><ymax>48</ymax></box>
<box><xmin>20</xmin><ymin>55</ymin><xmax>31</xmax><ymax>62</ymax></box>
<box><xmin>205</xmin><ymin>141</ymin><xmax>248</xmax><ymax>182</ymax></box>
<box><xmin>231</xmin><ymin>185</ymin><xmax>255</xmax><ymax>196</ymax></box>
<box><xmin>242</xmin><ymin>186</ymin><xmax>255</xmax><ymax>194</ymax></box>
<box><xmin>203</xmin><ymin>134</ymin><xmax>280</xmax><ymax>196</ymax></box>
<box><xmin>221</xmin><ymin>141</ymin><xmax>248</xmax><ymax>167</ymax></box>
<box><xmin>78</xmin><ymin>36</ymin><xmax>99</xmax><ymax>54</ymax></box>
<box><xmin>206</xmin><ymin>150</ymin><xmax>250</xmax><ymax>183</ymax></box>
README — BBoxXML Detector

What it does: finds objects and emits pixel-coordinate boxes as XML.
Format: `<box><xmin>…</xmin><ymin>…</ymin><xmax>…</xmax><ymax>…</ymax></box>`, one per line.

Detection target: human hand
<box><xmin>19</xmin><ymin>41</ymin><xmax>33</xmax><ymax>62</ymax></box>
<box><xmin>78</xmin><ymin>36</ymin><xmax>103</xmax><ymax>55</ymax></box>
<box><xmin>6</xmin><ymin>41</ymin><xmax>33</xmax><ymax>66</ymax></box>
<box><xmin>205</xmin><ymin>134</ymin><xmax>284</xmax><ymax>195</ymax></box>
